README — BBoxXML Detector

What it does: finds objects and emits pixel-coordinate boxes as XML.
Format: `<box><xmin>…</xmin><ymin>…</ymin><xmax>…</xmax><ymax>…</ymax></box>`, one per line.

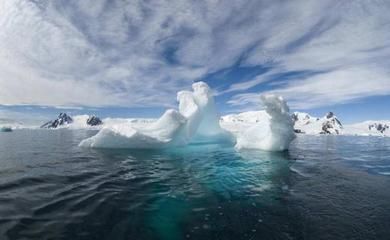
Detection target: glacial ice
<box><xmin>79</xmin><ymin>82</ymin><xmax>295</xmax><ymax>151</ymax></box>
<box><xmin>233</xmin><ymin>95</ymin><xmax>296</xmax><ymax>151</ymax></box>
<box><xmin>79</xmin><ymin>82</ymin><xmax>234</xmax><ymax>149</ymax></box>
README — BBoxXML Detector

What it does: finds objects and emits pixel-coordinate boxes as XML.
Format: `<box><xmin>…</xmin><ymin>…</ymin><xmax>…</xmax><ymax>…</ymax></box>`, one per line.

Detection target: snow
<box><xmin>79</xmin><ymin>82</ymin><xmax>234</xmax><ymax>149</ymax></box>
<box><xmin>4</xmin><ymin>81</ymin><xmax>389</xmax><ymax>152</ymax></box>
<box><xmin>291</xmin><ymin>112</ymin><xmax>389</xmax><ymax>137</ymax></box>
<box><xmin>221</xmin><ymin>111</ymin><xmax>270</xmax><ymax>124</ymax></box>
<box><xmin>220</xmin><ymin>111</ymin><xmax>269</xmax><ymax>137</ymax></box>
<box><xmin>292</xmin><ymin>112</ymin><xmax>343</xmax><ymax>135</ymax></box>
<box><xmin>343</xmin><ymin>121</ymin><xmax>390</xmax><ymax>137</ymax></box>
<box><xmin>0</xmin><ymin>118</ymin><xmax>37</xmax><ymax>130</ymax></box>
<box><xmin>222</xmin><ymin>111</ymin><xmax>390</xmax><ymax>138</ymax></box>
<box><xmin>232</xmin><ymin>95</ymin><xmax>296</xmax><ymax>151</ymax></box>
<box><xmin>79</xmin><ymin>82</ymin><xmax>295</xmax><ymax>151</ymax></box>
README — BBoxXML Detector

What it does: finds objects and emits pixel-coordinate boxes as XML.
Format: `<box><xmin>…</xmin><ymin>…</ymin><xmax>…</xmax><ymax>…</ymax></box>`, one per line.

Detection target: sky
<box><xmin>0</xmin><ymin>0</ymin><xmax>390</xmax><ymax>124</ymax></box>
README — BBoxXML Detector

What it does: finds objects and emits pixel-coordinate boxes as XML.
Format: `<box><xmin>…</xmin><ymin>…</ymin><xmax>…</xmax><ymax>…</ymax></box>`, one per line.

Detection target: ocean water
<box><xmin>0</xmin><ymin>130</ymin><xmax>389</xmax><ymax>240</ymax></box>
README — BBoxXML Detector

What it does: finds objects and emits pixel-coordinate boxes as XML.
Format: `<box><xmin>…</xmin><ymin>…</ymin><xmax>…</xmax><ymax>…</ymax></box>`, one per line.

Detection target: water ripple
<box><xmin>0</xmin><ymin>131</ymin><xmax>389</xmax><ymax>239</ymax></box>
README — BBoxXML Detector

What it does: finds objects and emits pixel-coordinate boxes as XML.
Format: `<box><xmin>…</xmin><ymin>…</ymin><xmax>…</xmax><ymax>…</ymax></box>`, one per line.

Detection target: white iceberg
<box><xmin>79</xmin><ymin>82</ymin><xmax>233</xmax><ymax>149</ymax></box>
<box><xmin>232</xmin><ymin>95</ymin><xmax>295</xmax><ymax>151</ymax></box>
<box><xmin>80</xmin><ymin>82</ymin><xmax>294</xmax><ymax>151</ymax></box>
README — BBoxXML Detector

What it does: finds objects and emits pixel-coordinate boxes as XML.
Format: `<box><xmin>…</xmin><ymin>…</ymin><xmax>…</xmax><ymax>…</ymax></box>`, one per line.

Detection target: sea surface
<box><xmin>0</xmin><ymin>130</ymin><xmax>389</xmax><ymax>240</ymax></box>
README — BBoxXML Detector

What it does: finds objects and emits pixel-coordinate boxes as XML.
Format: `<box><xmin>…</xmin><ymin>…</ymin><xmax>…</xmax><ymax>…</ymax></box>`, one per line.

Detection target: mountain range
<box><xmin>221</xmin><ymin>111</ymin><xmax>390</xmax><ymax>137</ymax></box>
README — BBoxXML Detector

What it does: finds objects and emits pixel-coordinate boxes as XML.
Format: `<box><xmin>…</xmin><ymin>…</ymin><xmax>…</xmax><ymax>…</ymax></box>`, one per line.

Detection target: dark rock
<box><xmin>321</xmin><ymin>121</ymin><xmax>334</xmax><ymax>134</ymax></box>
<box><xmin>334</xmin><ymin>118</ymin><xmax>342</xmax><ymax>126</ymax></box>
<box><xmin>322</xmin><ymin>112</ymin><xmax>342</xmax><ymax>134</ymax></box>
<box><xmin>326</xmin><ymin>112</ymin><xmax>334</xmax><ymax>119</ymax></box>
<box><xmin>291</xmin><ymin>113</ymin><xmax>298</xmax><ymax>122</ymax></box>
<box><xmin>41</xmin><ymin>113</ymin><xmax>73</xmax><ymax>128</ymax></box>
<box><xmin>0</xmin><ymin>127</ymin><xmax>12</xmax><ymax>132</ymax></box>
<box><xmin>368</xmin><ymin>123</ymin><xmax>389</xmax><ymax>133</ymax></box>
<box><xmin>294</xmin><ymin>129</ymin><xmax>304</xmax><ymax>134</ymax></box>
<box><xmin>87</xmin><ymin>115</ymin><xmax>103</xmax><ymax>126</ymax></box>
<box><xmin>291</xmin><ymin>113</ymin><xmax>310</xmax><ymax>122</ymax></box>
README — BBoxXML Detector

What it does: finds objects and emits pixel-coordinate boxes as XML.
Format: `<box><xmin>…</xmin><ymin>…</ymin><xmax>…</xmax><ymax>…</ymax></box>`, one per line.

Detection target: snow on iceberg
<box><xmin>234</xmin><ymin>95</ymin><xmax>295</xmax><ymax>151</ymax></box>
<box><xmin>79</xmin><ymin>82</ymin><xmax>233</xmax><ymax>149</ymax></box>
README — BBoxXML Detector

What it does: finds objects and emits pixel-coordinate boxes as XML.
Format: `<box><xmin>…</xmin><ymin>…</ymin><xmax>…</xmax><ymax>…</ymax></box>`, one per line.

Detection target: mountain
<box><xmin>0</xmin><ymin>118</ymin><xmax>24</xmax><ymax>129</ymax></box>
<box><xmin>221</xmin><ymin>111</ymin><xmax>270</xmax><ymax>123</ymax></box>
<box><xmin>220</xmin><ymin>111</ymin><xmax>270</xmax><ymax>135</ymax></box>
<box><xmin>41</xmin><ymin>114</ymin><xmax>103</xmax><ymax>129</ymax></box>
<box><xmin>41</xmin><ymin>113</ymin><xmax>73</xmax><ymax>128</ymax></box>
<box><xmin>292</xmin><ymin>111</ymin><xmax>343</xmax><ymax>135</ymax></box>
<box><xmin>221</xmin><ymin>111</ymin><xmax>389</xmax><ymax>137</ymax></box>
<box><xmin>221</xmin><ymin>111</ymin><xmax>343</xmax><ymax>135</ymax></box>
<box><xmin>343</xmin><ymin>121</ymin><xmax>390</xmax><ymax>137</ymax></box>
<box><xmin>86</xmin><ymin>115</ymin><xmax>103</xmax><ymax>126</ymax></box>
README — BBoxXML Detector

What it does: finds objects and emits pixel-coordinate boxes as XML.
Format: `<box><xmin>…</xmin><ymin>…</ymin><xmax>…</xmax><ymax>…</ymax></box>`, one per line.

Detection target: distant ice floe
<box><xmin>79</xmin><ymin>82</ymin><xmax>234</xmax><ymax>149</ymax></box>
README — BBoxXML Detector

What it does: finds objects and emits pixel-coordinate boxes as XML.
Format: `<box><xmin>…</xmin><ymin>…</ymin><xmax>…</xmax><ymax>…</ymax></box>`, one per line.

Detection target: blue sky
<box><xmin>0</xmin><ymin>0</ymin><xmax>390</xmax><ymax>124</ymax></box>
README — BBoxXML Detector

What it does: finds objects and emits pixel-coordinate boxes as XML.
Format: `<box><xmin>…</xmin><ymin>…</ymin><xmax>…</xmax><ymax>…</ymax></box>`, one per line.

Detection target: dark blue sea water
<box><xmin>0</xmin><ymin>130</ymin><xmax>389</xmax><ymax>240</ymax></box>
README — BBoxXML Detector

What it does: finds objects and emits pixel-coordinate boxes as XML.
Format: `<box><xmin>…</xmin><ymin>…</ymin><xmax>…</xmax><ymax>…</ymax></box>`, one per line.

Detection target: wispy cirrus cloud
<box><xmin>229</xmin><ymin>66</ymin><xmax>390</xmax><ymax>109</ymax></box>
<box><xmin>225</xmin><ymin>0</ymin><xmax>390</xmax><ymax>110</ymax></box>
<box><xmin>0</xmin><ymin>0</ymin><xmax>389</xmax><ymax>111</ymax></box>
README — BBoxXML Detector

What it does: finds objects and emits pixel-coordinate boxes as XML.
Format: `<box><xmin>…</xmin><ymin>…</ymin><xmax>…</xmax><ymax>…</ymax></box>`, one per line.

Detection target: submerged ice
<box><xmin>79</xmin><ymin>82</ymin><xmax>295</xmax><ymax>151</ymax></box>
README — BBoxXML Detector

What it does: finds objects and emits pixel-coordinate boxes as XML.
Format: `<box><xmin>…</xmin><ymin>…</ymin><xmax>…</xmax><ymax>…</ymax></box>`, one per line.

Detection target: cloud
<box><xmin>229</xmin><ymin>66</ymin><xmax>390</xmax><ymax>109</ymax></box>
<box><xmin>216</xmin><ymin>68</ymin><xmax>281</xmax><ymax>95</ymax></box>
<box><xmin>0</xmin><ymin>0</ymin><xmax>389</xmax><ymax>111</ymax></box>
<box><xmin>226</xmin><ymin>0</ymin><xmax>390</xmax><ymax>110</ymax></box>
<box><xmin>0</xmin><ymin>0</ymin><xmax>210</xmax><ymax>107</ymax></box>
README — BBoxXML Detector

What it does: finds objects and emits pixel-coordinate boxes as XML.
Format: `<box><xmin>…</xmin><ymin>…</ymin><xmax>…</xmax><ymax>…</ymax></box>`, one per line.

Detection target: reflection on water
<box><xmin>0</xmin><ymin>130</ymin><xmax>389</xmax><ymax>239</ymax></box>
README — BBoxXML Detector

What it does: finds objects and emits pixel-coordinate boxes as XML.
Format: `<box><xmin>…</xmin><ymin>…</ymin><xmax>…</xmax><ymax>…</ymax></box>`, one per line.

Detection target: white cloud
<box><xmin>0</xmin><ymin>0</ymin><xmax>210</xmax><ymax>107</ymax></box>
<box><xmin>228</xmin><ymin>0</ymin><xmax>390</xmax><ymax>109</ymax></box>
<box><xmin>229</xmin><ymin>66</ymin><xmax>390</xmax><ymax>110</ymax></box>
<box><xmin>0</xmin><ymin>0</ymin><xmax>389</xmax><ymax>110</ymax></box>
<box><xmin>216</xmin><ymin>69</ymin><xmax>279</xmax><ymax>95</ymax></box>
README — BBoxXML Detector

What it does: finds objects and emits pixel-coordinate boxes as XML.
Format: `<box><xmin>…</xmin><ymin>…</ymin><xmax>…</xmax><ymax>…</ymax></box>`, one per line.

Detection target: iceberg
<box><xmin>233</xmin><ymin>95</ymin><xmax>295</xmax><ymax>151</ymax></box>
<box><xmin>80</xmin><ymin>82</ymin><xmax>294</xmax><ymax>151</ymax></box>
<box><xmin>79</xmin><ymin>82</ymin><xmax>233</xmax><ymax>149</ymax></box>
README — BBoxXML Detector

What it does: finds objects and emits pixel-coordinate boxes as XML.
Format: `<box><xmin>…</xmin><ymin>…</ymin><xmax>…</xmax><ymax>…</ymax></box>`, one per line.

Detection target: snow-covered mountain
<box><xmin>221</xmin><ymin>111</ymin><xmax>343</xmax><ymax>135</ymax></box>
<box><xmin>292</xmin><ymin>111</ymin><xmax>343</xmax><ymax>135</ymax></box>
<box><xmin>41</xmin><ymin>113</ymin><xmax>74</xmax><ymax>128</ymax></box>
<box><xmin>343</xmin><ymin>121</ymin><xmax>390</xmax><ymax>137</ymax></box>
<box><xmin>221</xmin><ymin>111</ymin><xmax>270</xmax><ymax>123</ymax></box>
<box><xmin>221</xmin><ymin>111</ymin><xmax>390</xmax><ymax>137</ymax></box>
<box><xmin>39</xmin><ymin>114</ymin><xmax>155</xmax><ymax>130</ymax></box>
<box><xmin>291</xmin><ymin>112</ymin><xmax>390</xmax><ymax>136</ymax></box>
<box><xmin>3</xmin><ymin>109</ymin><xmax>389</xmax><ymax>138</ymax></box>
<box><xmin>220</xmin><ymin>111</ymin><xmax>270</xmax><ymax>135</ymax></box>
<box><xmin>0</xmin><ymin>118</ymin><xmax>36</xmax><ymax>129</ymax></box>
